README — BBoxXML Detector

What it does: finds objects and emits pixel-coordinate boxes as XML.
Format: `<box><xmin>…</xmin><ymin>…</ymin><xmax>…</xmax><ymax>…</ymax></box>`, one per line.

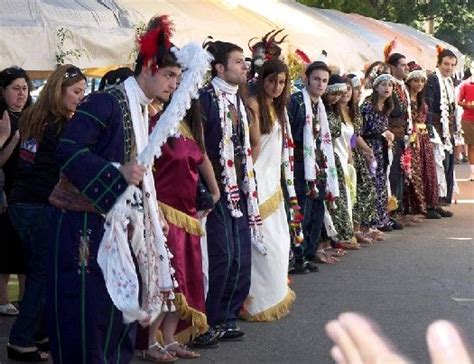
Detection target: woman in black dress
<box><xmin>0</xmin><ymin>67</ymin><xmax>32</xmax><ymax>316</ymax></box>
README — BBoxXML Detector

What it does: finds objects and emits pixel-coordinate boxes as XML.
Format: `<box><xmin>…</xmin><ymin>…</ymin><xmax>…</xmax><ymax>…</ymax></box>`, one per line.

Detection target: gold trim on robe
<box><xmin>258</xmin><ymin>187</ymin><xmax>284</xmax><ymax>220</ymax></box>
<box><xmin>159</xmin><ymin>202</ymin><xmax>204</xmax><ymax>236</ymax></box>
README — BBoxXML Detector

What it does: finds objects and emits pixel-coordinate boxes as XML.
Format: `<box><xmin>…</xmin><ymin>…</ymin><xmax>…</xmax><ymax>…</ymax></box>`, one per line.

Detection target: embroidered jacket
<box><xmin>55</xmin><ymin>88</ymin><xmax>132</xmax><ymax>214</ymax></box>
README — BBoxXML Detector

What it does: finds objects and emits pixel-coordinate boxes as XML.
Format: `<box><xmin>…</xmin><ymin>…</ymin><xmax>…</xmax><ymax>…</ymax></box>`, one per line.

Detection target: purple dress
<box><xmin>360</xmin><ymin>100</ymin><xmax>391</xmax><ymax>228</ymax></box>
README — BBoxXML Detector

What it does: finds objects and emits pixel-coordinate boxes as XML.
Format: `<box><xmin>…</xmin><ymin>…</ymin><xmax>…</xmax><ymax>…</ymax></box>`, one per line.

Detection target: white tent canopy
<box><xmin>0</xmin><ymin>0</ymin><xmax>465</xmax><ymax>74</ymax></box>
<box><xmin>0</xmin><ymin>0</ymin><xmax>136</xmax><ymax>71</ymax></box>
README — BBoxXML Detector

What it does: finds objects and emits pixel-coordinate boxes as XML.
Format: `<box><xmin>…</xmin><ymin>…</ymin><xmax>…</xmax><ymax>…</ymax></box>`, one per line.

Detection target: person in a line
<box><xmin>287</xmin><ymin>61</ymin><xmax>340</xmax><ymax>273</ymax></box>
<box><xmin>194</xmin><ymin>39</ymin><xmax>263</xmax><ymax>346</ymax></box>
<box><xmin>242</xmin><ymin>59</ymin><xmax>297</xmax><ymax>321</ymax></box>
<box><xmin>360</xmin><ymin>72</ymin><xmax>395</xmax><ymax>232</ymax></box>
<box><xmin>46</xmin><ymin>15</ymin><xmax>180</xmax><ymax>363</ymax></box>
<box><xmin>425</xmin><ymin>46</ymin><xmax>458</xmax><ymax>207</ymax></box>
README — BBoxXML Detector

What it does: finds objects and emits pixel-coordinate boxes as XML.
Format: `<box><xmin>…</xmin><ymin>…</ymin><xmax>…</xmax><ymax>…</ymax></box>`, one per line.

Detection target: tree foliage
<box><xmin>297</xmin><ymin>0</ymin><xmax>473</xmax><ymax>58</ymax></box>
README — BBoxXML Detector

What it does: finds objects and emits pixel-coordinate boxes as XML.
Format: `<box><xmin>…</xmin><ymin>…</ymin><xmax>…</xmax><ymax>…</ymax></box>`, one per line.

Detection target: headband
<box><xmin>373</xmin><ymin>73</ymin><xmax>394</xmax><ymax>87</ymax></box>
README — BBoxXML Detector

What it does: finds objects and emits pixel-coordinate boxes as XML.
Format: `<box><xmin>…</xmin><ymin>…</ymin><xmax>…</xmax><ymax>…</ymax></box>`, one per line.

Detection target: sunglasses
<box><xmin>64</xmin><ymin>66</ymin><xmax>85</xmax><ymax>80</ymax></box>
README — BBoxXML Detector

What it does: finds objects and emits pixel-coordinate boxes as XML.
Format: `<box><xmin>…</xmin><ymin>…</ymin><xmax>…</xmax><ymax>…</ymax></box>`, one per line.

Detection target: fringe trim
<box><xmin>387</xmin><ymin>195</ymin><xmax>399</xmax><ymax>212</ymax></box>
<box><xmin>159</xmin><ymin>202</ymin><xmax>204</xmax><ymax>236</ymax></box>
<box><xmin>240</xmin><ymin>287</ymin><xmax>296</xmax><ymax>322</ymax></box>
<box><xmin>173</xmin><ymin>293</ymin><xmax>209</xmax><ymax>343</ymax></box>
<box><xmin>258</xmin><ymin>187</ymin><xmax>283</xmax><ymax>220</ymax></box>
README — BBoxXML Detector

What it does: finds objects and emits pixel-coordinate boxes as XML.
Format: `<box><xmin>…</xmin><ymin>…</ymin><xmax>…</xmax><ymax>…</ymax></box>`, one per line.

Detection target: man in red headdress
<box><xmin>46</xmin><ymin>15</ymin><xmax>182</xmax><ymax>363</ymax></box>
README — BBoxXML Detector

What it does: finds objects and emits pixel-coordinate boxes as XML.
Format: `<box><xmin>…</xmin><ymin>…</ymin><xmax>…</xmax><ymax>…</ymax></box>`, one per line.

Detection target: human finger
<box><xmin>330</xmin><ymin>345</ymin><xmax>348</xmax><ymax>364</ymax></box>
<box><xmin>427</xmin><ymin>320</ymin><xmax>472</xmax><ymax>364</ymax></box>
<box><xmin>325</xmin><ymin>320</ymin><xmax>363</xmax><ymax>364</ymax></box>
<box><xmin>337</xmin><ymin>312</ymin><xmax>408</xmax><ymax>364</ymax></box>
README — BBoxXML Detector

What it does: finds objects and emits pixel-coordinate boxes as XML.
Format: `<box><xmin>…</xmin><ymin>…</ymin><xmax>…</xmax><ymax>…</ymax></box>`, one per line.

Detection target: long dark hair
<box><xmin>322</xmin><ymin>93</ymin><xmax>341</xmax><ymax>116</ymax></box>
<box><xmin>254</xmin><ymin>59</ymin><xmax>289</xmax><ymax>134</ymax></box>
<box><xmin>370</xmin><ymin>87</ymin><xmax>394</xmax><ymax>115</ymax></box>
<box><xmin>406</xmin><ymin>78</ymin><xmax>425</xmax><ymax>110</ymax></box>
<box><xmin>344</xmin><ymin>77</ymin><xmax>359</xmax><ymax>122</ymax></box>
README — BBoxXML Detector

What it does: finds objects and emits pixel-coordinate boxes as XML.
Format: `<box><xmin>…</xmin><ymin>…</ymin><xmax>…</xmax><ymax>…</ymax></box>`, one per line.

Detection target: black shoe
<box><xmin>305</xmin><ymin>260</ymin><xmax>320</xmax><ymax>272</ymax></box>
<box><xmin>390</xmin><ymin>219</ymin><xmax>404</xmax><ymax>230</ymax></box>
<box><xmin>218</xmin><ymin>322</ymin><xmax>245</xmax><ymax>341</ymax></box>
<box><xmin>378</xmin><ymin>224</ymin><xmax>393</xmax><ymax>232</ymax></box>
<box><xmin>220</xmin><ymin>328</ymin><xmax>245</xmax><ymax>341</ymax></box>
<box><xmin>191</xmin><ymin>330</ymin><xmax>220</xmax><ymax>348</ymax></box>
<box><xmin>290</xmin><ymin>260</ymin><xmax>310</xmax><ymax>274</ymax></box>
<box><xmin>439</xmin><ymin>198</ymin><xmax>450</xmax><ymax>206</ymax></box>
<box><xmin>435</xmin><ymin>207</ymin><xmax>453</xmax><ymax>217</ymax></box>
<box><xmin>425</xmin><ymin>209</ymin><xmax>442</xmax><ymax>219</ymax></box>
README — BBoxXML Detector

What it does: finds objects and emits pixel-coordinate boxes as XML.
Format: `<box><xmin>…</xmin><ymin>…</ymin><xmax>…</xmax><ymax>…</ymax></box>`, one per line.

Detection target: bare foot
<box><xmin>164</xmin><ymin>341</ymin><xmax>200</xmax><ymax>359</ymax></box>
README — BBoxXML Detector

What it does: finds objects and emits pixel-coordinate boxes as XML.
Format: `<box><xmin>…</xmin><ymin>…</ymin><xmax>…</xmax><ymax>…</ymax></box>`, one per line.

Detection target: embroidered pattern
<box><xmin>78</xmin><ymin>228</ymin><xmax>91</xmax><ymax>273</ymax></box>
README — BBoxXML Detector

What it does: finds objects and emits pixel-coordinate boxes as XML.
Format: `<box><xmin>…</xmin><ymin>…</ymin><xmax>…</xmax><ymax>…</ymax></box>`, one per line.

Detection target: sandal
<box><xmin>7</xmin><ymin>344</ymin><xmax>48</xmax><ymax>362</ymax></box>
<box><xmin>139</xmin><ymin>342</ymin><xmax>178</xmax><ymax>363</ymax></box>
<box><xmin>326</xmin><ymin>248</ymin><xmax>346</xmax><ymax>257</ymax></box>
<box><xmin>164</xmin><ymin>341</ymin><xmax>201</xmax><ymax>359</ymax></box>
<box><xmin>0</xmin><ymin>303</ymin><xmax>19</xmax><ymax>316</ymax></box>
<box><xmin>366</xmin><ymin>228</ymin><xmax>385</xmax><ymax>241</ymax></box>
<box><xmin>355</xmin><ymin>231</ymin><xmax>374</xmax><ymax>244</ymax></box>
<box><xmin>314</xmin><ymin>250</ymin><xmax>337</xmax><ymax>264</ymax></box>
<box><xmin>338</xmin><ymin>240</ymin><xmax>362</xmax><ymax>250</ymax></box>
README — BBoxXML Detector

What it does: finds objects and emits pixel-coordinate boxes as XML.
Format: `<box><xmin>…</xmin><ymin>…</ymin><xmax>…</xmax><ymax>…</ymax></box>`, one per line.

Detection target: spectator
<box><xmin>0</xmin><ymin>66</ymin><xmax>32</xmax><ymax>317</ymax></box>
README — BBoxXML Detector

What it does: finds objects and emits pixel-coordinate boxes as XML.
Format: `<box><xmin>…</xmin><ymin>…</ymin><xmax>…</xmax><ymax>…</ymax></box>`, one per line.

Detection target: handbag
<box><xmin>195</xmin><ymin>176</ymin><xmax>214</xmax><ymax>211</ymax></box>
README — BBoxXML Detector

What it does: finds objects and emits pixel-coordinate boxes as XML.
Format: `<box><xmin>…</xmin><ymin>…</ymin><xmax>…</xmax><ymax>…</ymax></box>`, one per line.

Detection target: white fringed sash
<box><xmin>97</xmin><ymin>43</ymin><xmax>213</xmax><ymax>324</ymax></box>
<box><xmin>301</xmin><ymin>88</ymin><xmax>339</xmax><ymax>199</ymax></box>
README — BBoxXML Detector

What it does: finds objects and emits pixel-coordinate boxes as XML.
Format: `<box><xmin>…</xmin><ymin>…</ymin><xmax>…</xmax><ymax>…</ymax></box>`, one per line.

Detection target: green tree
<box><xmin>297</xmin><ymin>0</ymin><xmax>473</xmax><ymax>57</ymax></box>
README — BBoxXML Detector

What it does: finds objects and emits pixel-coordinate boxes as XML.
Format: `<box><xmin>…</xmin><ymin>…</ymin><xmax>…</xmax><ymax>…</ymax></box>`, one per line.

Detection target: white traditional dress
<box><xmin>333</xmin><ymin>121</ymin><xmax>357</xmax><ymax>221</ymax></box>
<box><xmin>242</xmin><ymin>118</ymin><xmax>295</xmax><ymax>321</ymax></box>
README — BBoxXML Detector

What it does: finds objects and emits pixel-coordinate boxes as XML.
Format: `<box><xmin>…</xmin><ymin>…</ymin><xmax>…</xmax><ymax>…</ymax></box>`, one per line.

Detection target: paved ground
<box><xmin>1</xmin><ymin>164</ymin><xmax>473</xmax><ymax>363</ymax></box>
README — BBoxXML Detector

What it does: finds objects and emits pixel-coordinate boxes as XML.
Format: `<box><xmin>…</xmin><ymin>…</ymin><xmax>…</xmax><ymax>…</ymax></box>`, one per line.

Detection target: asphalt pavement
<box><xmin>1</xmin><ymin>164</ymin><xmax>472</xmax><ymax>364</ymax></box>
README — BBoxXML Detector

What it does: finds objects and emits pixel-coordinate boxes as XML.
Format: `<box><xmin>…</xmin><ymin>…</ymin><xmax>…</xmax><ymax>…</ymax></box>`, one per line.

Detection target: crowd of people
<box><xmin>0</xmin><ymin>14</ymin><xmax>473</xmax><ymax>364</ymax></box>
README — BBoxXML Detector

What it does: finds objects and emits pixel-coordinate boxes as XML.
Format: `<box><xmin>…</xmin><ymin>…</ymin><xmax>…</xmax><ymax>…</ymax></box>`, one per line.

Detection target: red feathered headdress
<box><xmin>137</xmin><ymin>15</ymin><xmax>174</xmax><ymax>71</ymax></box>
<box><xmin>295</xmin><ymin>49</ymin><xmax>311</xmax><ymax>64</ymax></box>
<box><xmin>383</xmin><ymin>38</ymin><xmax>397</xmax><ymax>62</ymax></box>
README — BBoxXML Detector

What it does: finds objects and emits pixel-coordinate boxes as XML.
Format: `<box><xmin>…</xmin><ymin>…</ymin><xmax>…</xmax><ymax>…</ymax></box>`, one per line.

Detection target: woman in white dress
<box><xmin>241</xmin><ymin>59</ymin><xmax>297</xmax><ymax>321</ymax></box>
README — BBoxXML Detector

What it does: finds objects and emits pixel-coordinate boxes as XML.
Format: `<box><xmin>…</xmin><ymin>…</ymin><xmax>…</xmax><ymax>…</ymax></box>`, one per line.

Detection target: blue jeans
<box><xmin>8</xmin><ymin>203</ymin><xmax>51</xmax><ymax>347</ymax></box>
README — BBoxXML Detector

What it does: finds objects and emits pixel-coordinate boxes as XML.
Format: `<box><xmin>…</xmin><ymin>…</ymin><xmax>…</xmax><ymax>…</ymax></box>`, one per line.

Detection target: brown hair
<box><xmin>19</xmin><ymin>64</ymin><xmax>86</xmax><ymax>141</ymax></box>
<box><xmin>254</xmin><ymin>59</ymin><xmax>290</xmax><ymax>134</ymax></box>
<box><xmin>203</xmin><ymin>39</ymin><xmax>243</xmax><ymax>79</ymax></box>
<box><xmin>406</xmin><ymin>78</ymin><xmax>425</xmax><ymax>111</ymax></box>
<box><xmin>340</xmin><ymin>77</ymin><xmax>358</xmax><ymax>123</ymax></box>
<box><xmin>370</xmin><ymin>85</ymin><xmax>394</xmax><ymax>115</ymax></box>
